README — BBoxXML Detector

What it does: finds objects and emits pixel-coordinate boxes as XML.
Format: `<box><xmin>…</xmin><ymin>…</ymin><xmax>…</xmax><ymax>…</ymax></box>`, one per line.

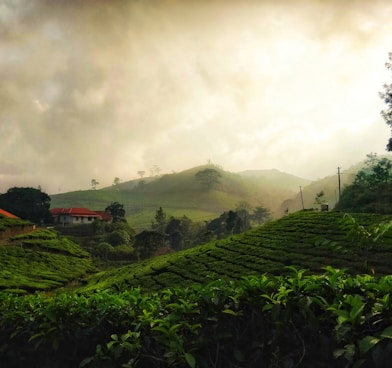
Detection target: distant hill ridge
<box><xmin>49</xmin><ymin>162</ymin><xmax>368</xmax><ymax>231</ymax></box>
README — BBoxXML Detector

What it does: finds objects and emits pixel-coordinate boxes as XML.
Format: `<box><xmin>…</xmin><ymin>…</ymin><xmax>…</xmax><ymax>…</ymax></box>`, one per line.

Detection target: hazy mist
<box><xmin>1</xmin><ymin>0</ymin><xmax>392</xmax><ymax>194</ymax></box>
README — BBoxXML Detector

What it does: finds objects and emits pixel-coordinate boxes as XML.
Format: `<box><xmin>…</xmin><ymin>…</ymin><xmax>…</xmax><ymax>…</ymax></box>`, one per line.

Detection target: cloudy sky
<box><xmin>1</xmin><ymin>0</ymin><xmax>392</xmax><ymax>194</ymax></box>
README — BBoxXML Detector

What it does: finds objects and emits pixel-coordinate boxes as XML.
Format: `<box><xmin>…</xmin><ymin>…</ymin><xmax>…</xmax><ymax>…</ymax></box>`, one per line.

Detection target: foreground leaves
<box><xmin>2</xmin><ymin>268</ymin><xmax>392</xmax><ymax>367</ymax></box>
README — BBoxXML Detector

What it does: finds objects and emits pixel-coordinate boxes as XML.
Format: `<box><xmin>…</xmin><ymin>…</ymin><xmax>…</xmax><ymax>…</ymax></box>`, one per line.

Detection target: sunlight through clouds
<box><xmin>1</xmin><ymin>0</ymin><xmax>392</xmax><ymax>193</ymax></box>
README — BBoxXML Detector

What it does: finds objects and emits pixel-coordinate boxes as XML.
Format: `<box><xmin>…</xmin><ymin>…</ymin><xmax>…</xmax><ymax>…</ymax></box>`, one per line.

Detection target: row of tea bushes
<box><xmin>1</xmin><ymin>268</ymin><xmax>392</xmax><ymax>367</ymax></box>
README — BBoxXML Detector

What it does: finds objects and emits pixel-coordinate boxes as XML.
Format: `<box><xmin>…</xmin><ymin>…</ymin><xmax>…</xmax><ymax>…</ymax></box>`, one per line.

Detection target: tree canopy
<box><xmin>105</xmin><ymin>202</ymin><xmax>126</xmax><ymax>223</ymax></box>
<box><xmin>335</xmin><ymin>154</ymin><xmax>392</xmax><ymax>214</ymax></box>
<box><xmin>0</xmin><ymin>187</ymin><xmax>52</xmax><ymax>224</ymax></box>
<box><xmin>381</xmin><ymin>53</ymin><xmax>392</xmax><ymax>151</ymax></box>
<box><xmin>195</xmin><ymin>168</ymin><xmax>221</xmax><ymax>190</ymax></box>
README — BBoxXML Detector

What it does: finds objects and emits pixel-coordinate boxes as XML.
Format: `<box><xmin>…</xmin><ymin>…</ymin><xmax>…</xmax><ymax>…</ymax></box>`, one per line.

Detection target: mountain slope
<box><xmin>51</xmin><ymin>165</ymin><xmax>306</xmax><ymax>230</ymax></box>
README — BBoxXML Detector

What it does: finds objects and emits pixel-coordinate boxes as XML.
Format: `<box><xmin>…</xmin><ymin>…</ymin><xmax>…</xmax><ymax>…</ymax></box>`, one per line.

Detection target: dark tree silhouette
<box><xmin>0</xmin><ymin>187</ymin><xmax>52</xmax><ymax>224</ymax></box>
<box><xmin>195</xmin><ymin>168</ymin><xmax>221</xmax><ymax>190</ymax></box>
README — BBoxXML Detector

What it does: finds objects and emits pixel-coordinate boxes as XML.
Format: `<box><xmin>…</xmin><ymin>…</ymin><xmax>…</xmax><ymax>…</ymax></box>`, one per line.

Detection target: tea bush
<box><xmin>2</xmin><ymin>268</ymin><xmax>392</xmax><ymax>367</ymax></box>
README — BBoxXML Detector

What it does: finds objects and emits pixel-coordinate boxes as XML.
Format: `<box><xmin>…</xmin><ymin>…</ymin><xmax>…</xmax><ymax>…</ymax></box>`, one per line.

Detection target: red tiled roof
<box><xmin>0</xmin><ymin>208</ymin><xmax>19</xmax><ymax>219</ymax></box>
<box><xmin>93</xmin><ymin>211</ymin><xmax>113</xmax><ymax>221</ymax></box>
<box><xmin>50</xmin><ymin>208</ymin><xmax>101</xmax><ymax>217</ymax></box>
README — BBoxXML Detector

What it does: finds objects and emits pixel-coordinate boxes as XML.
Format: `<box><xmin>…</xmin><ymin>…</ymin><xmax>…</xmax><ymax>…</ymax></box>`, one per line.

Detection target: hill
<box><xmin>50</xmin><ymin>165</ymin><xmax>308</xmax><ymax>231</ymax></box>
<box><xmin>0</xmin><ymin>216</ymin><xmax>94</xmax><ymax>293</ymax></box>
<box><xmin>276</xmin><ymin>163</ymin><xmax>365</xmax><ymax>216</ymax></box>
<box><xmin>77</xmin><ymin>211</ymin><xmax>392</xmax><ymax>293</ymax></box>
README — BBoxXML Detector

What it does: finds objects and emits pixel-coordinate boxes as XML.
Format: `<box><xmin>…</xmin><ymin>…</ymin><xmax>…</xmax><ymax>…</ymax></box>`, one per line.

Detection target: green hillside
<box><xmin>277</xmin><ymin>164</ymin><xmax>363</xmax><ymax>216</ymax></box>
<box><xmin>0</xmin><ymin>219</ymin><xmax>94</xmax><ymax>293</ymax></box>
<box><xmin>78</xmin><ymin>211</ymin><xmax>392</xmax><ymax>293</ymax></box>
<box><xmin>50</xmin><ymin>165</ymin><xmax>305</xmax><ymax>231</ymax></box>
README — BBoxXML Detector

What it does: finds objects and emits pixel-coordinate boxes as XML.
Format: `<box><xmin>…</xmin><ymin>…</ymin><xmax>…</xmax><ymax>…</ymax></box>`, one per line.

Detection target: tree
<box><xmin>314</xmin><ymin>191</ymin><xmax>325</xmax><ymax>206</ymax></box>
<box><xmin>150</xmin><ymin>165</ymin><xmax>161</xmax><ymax>177</ymax></box>
<box><xmin>195</xmin><ymin>168</ymin><xmax>221</xmax><ymax>190</ymax></box>
<box><xmin>137</xmin><ymin>170</ymin><xmax>146</xmax><ymax>178</ymax></box>
<box><xmin>107</xmin><ymin>230</ymin><xmax>131</xmax><ymax>247</ymax></box>
<box><xmin>151</xmin><ymin>207</ymin><xmax>167</xmax><ymax>233</ymax></box>
<box><xmin>251</xmin><ymin>206</ymin><xmax>272</xmax><ymax>225</ymax></box>
<box><xmin>113</xmin><ymin>177</ymin><xmax>121</xmax><ymax>187</ymax></box>
<box><xmin>380</xmin><ymin>53</ymin><xmax>392</xmax><ymax>150</ymax></box>
<box><xmin>91</xmin><ymin>179</ymin><xmax>99</xmax><ymax>190</ymax></box>
<box><xmin>335</xmin><ymin>154</ymin><xmax>392</xmax><ymax>213</ymax></box>
<box><xmin>105</xmin><ymin>202</ymin><xmax>126</xmax><ymax>223</ymax></box>
<box><xmin>134</xmin><ymin>230</ymin><xmax>166</xmax><ymax>259</ymax></box>
<box><xmin>0</xmin><ymin>187</ymin><xmax>52</xmax><ymax>224</ymax></box>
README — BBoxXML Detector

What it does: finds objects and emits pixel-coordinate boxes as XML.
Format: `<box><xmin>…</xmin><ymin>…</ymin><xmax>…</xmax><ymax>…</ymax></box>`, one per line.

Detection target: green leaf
<box><xmin>222</xmin><ymin>308</ymin><xmax>239</xmax><ymax>316</ymax></box>
<box><xmin>358</xmin><ymin>335</ymin><xmax>380</xmax><ymax>355</ymax></box>
<box><xmin>184</xmin><ymin>352</ymin><xmax>196</xmax><ymax>368</ymax></box>
<box><xmin>380</xmin><ymin>325</ymin><xmax>392</xmax><ymax>339</ymax></box>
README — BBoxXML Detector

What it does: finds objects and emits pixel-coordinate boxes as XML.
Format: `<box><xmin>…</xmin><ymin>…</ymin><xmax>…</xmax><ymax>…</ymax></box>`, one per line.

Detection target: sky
<box><xmin>1</xmin><ymin>0</ymin><xmax>392</xmax><ymax>194</ymax></box>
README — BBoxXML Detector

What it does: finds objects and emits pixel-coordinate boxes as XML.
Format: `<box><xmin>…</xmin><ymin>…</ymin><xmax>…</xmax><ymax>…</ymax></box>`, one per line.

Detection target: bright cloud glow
<box><xmin>1</xmin><ymin>0</ymin><xmax>392</xmax><ymax>193</ymax></box>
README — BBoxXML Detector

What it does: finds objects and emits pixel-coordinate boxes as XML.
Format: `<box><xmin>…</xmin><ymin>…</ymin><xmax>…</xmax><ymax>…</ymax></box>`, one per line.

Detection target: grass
<box><xmin>77</xmin><ymin>211</ymin><xmax>392</xmax><ymax>293</ymax></box>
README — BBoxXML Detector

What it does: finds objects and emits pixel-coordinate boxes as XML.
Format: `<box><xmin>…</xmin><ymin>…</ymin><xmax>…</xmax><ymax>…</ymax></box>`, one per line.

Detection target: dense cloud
<box><xmin>1</xmin><ymin>0</ymin><xmax>392</xmax><ymax>193</ymax></box>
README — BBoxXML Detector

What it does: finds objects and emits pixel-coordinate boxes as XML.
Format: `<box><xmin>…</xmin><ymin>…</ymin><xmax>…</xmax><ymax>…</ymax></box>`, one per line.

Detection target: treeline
<box><xmin>132</xmin><ymin>205</ymin><xmax>271</xmax><ymax>260</ymax></box>
<box><xmin>86</xmin><ymin>204</ymin><xmax>271</xmax><ymax>262</ymax></box>
<box><xmin>336</xmin><ymin>153</ymin><xmax>392</xmax><ymax>214</ymax></box>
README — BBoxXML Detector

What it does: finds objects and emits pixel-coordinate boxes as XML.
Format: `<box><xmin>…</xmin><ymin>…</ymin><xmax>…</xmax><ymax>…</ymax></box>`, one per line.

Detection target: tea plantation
<box><xmin>0</xmin><ymin>224</ymin><xmax>94</xmax><ymax>293</ymax></box>
<box><xmin>79</xmin><ymin>211</ymin><xmax>392</xmax><ymax>293</ymax></box>
<box><xmin>2</xmin><ymin>211</ymin><xmax>392</xmax><ymax>367</ymax></box>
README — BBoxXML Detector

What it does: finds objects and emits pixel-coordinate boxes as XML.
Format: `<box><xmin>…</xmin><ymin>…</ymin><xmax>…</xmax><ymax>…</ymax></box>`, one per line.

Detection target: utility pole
<box><xmin>299</xmin><ymin>186</ymin><xmax>305</xmax><ymax>210</ymax></box>
<box><xmin>337</xmin><ymin>167</ymin><xmax>341</xmax><ymax>202</ymax></box>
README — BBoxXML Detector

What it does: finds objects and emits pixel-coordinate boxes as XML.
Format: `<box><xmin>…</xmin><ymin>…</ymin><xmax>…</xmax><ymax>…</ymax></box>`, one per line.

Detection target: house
<box><xmin>50</xmin><ymin>207</ymin><xmax>112</xmax><ymax>225</ymax></box>
<box><xmin>0</xmin><ymin>208</ymin><xmax>19</xmax><ymax>219</ymax></box>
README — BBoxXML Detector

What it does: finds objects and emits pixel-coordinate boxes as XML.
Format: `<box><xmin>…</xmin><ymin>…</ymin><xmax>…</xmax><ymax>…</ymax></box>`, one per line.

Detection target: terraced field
<box><xmin>79</xmin><ymin>211</ymin><xmax>392</xmax><ymax>293</ymax></box>
<box><xmin>0</xmin><ymin>229</ymin><xmax>94</xmax><ymax>293</ymax></box>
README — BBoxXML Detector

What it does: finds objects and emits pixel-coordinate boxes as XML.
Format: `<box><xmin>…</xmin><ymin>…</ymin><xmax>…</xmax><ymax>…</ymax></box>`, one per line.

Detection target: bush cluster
<box><xmin>1</xmin><ymin>268</ymin><xmax>392</xmax><ymax>367</ymax></box>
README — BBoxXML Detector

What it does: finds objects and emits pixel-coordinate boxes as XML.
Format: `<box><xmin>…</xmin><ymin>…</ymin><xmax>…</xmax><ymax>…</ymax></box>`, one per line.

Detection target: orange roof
<box><xmin>93</xmin><ymin>211</ymin><xmax>113</xmax><ymax>221</ymax></box>
<box><xmin>50</xmin><ymin>207</ymin><xmax>101</xmax><ymax>217</ymax></box>
<box><xmin>0</xmin><ymin>208</ymin><xmax>19</xmax><ymax>219</ymax></box>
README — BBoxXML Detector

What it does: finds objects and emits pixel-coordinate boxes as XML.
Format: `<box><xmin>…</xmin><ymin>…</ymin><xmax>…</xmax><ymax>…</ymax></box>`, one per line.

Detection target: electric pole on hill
<box><xmin>299</xmin><ymin>186</ymin><xmax>305</xmax><ymax>210</ymax></box>
<box><xmin>337</xmin><ymin>167</ymin><xmax>341</xmax><ymax>202</ymax></box>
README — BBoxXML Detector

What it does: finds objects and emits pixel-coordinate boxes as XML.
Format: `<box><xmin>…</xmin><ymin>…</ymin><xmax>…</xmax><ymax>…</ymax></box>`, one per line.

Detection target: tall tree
<box><xmin>151</xmin><ymin>207</ymin><xmax>167</xmax><ymax>233</ymax></box>
<box><xmin>105</xmin><ymin>202</ymin><xmax>126</xmax><ymax>223</ymax></box>
<box><xmin>380</xmin><ymin>53</ymin><xmax>392</xmax><ymax>150</ymax></box>
<box><xmin>0</xmin><ymin>187</ymin><xmax>52</xmax><ymax>224</ymax></box>
<box><xmin>195</xmin><ymin>168</ymin><xmax>221</xmax><ymax>190</ymax></box>
<box><xmin>91</xmin><ymin>179</ymin><xmax>99</xmax><ymax>190</ymax></box>
<box><xmin>251</xmin><ymin>206</ymin><xmax>272</xmax><ymax>225</ymax></box>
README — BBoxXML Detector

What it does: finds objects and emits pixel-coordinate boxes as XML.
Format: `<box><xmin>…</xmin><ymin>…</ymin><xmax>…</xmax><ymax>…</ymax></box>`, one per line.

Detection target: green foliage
<box><xmin>336</xmin><ymin>154</ymin><xmax>392</xmax><ymax>214</ymax></box>
<box><xmin>0</xmin><ymin>229</ymin><xmax>93</xmax><ymax>292</ymax></box>
<box><xmin>151</xmin><ymin>206</ymin><xmax>167</xmax><ymax>233</ymax></box>
<box><xmin>134</xmin><ymin>230</ymin><xmax>166</xmax><ymax>260</ymax></box>
<box><xmin>380</xmin><ymin>53</ymin><xmax>392</xmax><ymax>150</ymax></box>
<box><xmin>251</xmin><ymin>206</ymin><xmax>272</xmax><ymax>225</ymax></box>
<box><xmin>0</xmin><ymin>214</ymin><xmax>33</xmax><ymax>231</ymax></box>
<box><xmin>107</xmin><ymin>229</ymin><xmax>131</xmax><ymax>247</ymax></box>
<box><xmin>195</xmin><ymin>168</ymin><xmax>222</xmax><ymax>190</ymax></box>
<box><xmin>104</xmin><ymin>201</ymin><xmax>126</xmax><ymax>222</ymax></box>
<box><xmin>0</xmin><ymin>187</ymin><xmax>52</xmax><ymax>224</ymax></box>
<box><xmin>340</xmin><ymin>213</ymin><xmax>392</xmax><ymax>252</ymax></box>
<box><xmin>79</xmin><ymin>211</ymin><xmax>392</xmax><ymax>294</ymax></box>
<box><xmin>2</xmin><ymin>270</ymin><xmax>392</xmax><ymax>367</ymax></box>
